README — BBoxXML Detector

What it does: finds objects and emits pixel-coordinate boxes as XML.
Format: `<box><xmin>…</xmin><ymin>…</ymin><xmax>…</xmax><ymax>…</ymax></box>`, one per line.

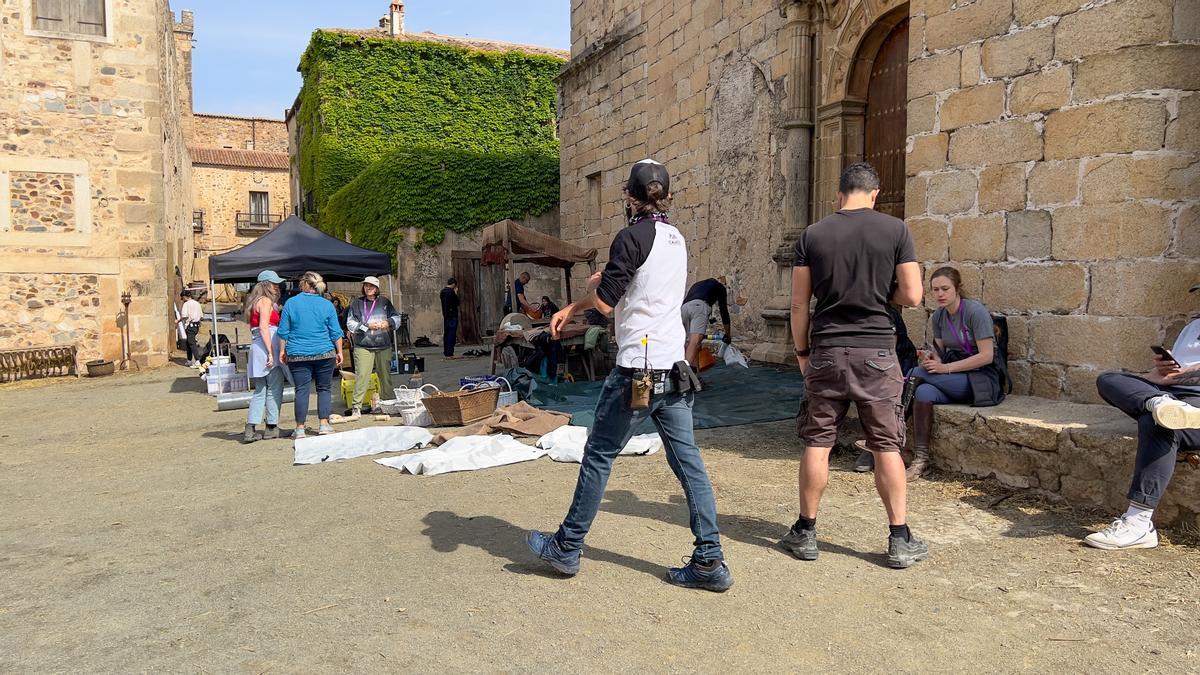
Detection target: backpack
<box><xmin>888</xmin><ymin>304</ymin><xmax>919</xmax><ymax>375</ymax></box>
<box><xmin>201</xmin><ymin>333</ymin><xmax>235</xmax><ymax>366</ymax></box>
<box><xmin>991</xmin><ymin>314</ymin><xmax>1013</xmax><ymax>395</ymax></box>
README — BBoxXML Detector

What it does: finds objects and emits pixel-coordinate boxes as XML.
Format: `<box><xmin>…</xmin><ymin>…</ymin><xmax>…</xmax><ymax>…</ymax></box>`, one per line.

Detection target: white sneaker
<box><xmin>1147</xmin><ymin>396</ymin><xmax>1200</xmax><ymax>430</ymax></box>
<box><xmin>1084</xmin><ymin>518</ymin><xmax>1159</xmax><ymax>550</ymax></box>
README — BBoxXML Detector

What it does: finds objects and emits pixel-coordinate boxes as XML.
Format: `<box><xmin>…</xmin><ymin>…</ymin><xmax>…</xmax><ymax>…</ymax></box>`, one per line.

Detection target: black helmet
<box><xmin>625</xmin><ymin>159</ymin><xmax>670</xmax><ymax>202</ymax></box>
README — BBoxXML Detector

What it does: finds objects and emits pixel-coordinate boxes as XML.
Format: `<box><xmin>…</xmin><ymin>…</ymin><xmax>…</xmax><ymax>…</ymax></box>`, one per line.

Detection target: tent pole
<box><xmin>564</xmin><ymin>265</ymin><xmax>572</xmax><ymax>304</ymax></box>
<box><xmin>209</xmin><ymin>279</ymin><xmax>218</xmax><ymax>358</ymax></box>
<box><xmin>389</xmin><ymin>275</ymin><xmax>398</xmax><ymax>356</ymax></box>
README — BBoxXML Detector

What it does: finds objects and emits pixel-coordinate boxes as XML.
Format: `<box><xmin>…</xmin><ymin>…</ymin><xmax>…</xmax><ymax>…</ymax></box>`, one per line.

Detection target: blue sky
<box><xmin>188</xmin><ymin>0</ymin><xmax>570</xmax><ymax>119</ymax></box>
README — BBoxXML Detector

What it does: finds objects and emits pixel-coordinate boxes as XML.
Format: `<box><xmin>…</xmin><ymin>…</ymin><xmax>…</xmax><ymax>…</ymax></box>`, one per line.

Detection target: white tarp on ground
<box><xmin>375</xmin><ymin>434</ymin><xmax>546</xmax><ymax>476</ymax></box>
<box><xmin>294</xmin><ymin>426</ymin><xmax>433</xmax><ymax>465</ymax></box>
<box><xmin>536</xmin><ymin>425</ymin><xmax>663</xmax><ymax>463</ymax></box>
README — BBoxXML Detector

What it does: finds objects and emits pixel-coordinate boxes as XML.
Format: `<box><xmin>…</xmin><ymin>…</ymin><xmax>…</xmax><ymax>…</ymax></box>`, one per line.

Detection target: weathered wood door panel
<box><xmin>865</xmin><ymin>19</ymin><xmax>909</xmax><ymax>219</ymax></box>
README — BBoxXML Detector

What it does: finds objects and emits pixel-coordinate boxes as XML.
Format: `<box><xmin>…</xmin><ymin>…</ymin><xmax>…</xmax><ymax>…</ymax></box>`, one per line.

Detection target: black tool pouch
<box><xmin>671</xmin><ymin>361</ymin><xmax>702</xmax><ymax>394</ymax></box>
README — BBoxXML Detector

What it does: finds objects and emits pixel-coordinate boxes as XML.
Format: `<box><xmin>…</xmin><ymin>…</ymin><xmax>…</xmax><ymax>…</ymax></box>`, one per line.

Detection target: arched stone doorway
<box><xmin>864</xmin><ymin>18</ymin><xmax>909</xmax><ymax>218</ymax></box>
<box><xmin>813</xmin><ymin>1</ymin><xmax>911</xmax><ymax>219</ymax></box>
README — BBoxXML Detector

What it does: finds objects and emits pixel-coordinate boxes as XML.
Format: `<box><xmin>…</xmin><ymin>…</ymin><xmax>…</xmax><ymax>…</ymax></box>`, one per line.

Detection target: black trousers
<box><xmin>443</xmin><ymin>317</ymin><xmax>458</xmax><ymax>357</ymax></box>
<box><xmin>1096</xmin><ymin>372</ymin><xmax>1200</xmax><ymax>508</ymax></box>
<box><xmin>184</xmin><ymin>323</ymin><xmax>201</xmax><ymax>362</ymax></box>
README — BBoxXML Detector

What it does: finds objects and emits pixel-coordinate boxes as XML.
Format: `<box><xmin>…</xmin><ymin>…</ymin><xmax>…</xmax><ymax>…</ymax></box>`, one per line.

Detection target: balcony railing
<box><xmin>236</xmin><ymin>212</ymin><xmax>282</xmax><ymax>235</ymax></box>
<box><xmin>192</xmin><ymin>209</ymin><xmax>204</xmax><ymax>233</ymax></box>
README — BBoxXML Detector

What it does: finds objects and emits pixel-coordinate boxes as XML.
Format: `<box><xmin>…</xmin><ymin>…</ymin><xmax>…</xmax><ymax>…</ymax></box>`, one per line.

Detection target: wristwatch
<box><xmin>794</xmin><ymin>347</ymin><xmax>811</xmax><ymax>357</ymax></box>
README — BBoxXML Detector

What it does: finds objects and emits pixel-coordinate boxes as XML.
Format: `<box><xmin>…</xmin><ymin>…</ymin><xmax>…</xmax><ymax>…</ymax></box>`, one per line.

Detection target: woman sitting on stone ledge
<box><xmin>904</xmin><ymin>266</ymin><xmax>1006</xmax><ymax>480</ymax></box>
<box><xmin>1085</xmin><ymin>289</ymin><xmax>1200</xmax><ymax>551</ymax></box>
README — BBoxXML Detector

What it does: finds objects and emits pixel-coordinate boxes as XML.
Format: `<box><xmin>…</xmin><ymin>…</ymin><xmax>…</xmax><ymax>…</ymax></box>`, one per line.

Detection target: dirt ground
<box><xmin>2</xmin><ymin>351</ymin><xmax>1199</xmax><ymax>672</ymax></box>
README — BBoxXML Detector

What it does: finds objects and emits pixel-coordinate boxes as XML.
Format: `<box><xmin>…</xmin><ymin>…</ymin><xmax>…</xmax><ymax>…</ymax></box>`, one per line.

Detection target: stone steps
<box><xmin>932</xmin><ymin>396</ymin><xmax>1200</xmax><ymax>527</ymax></box>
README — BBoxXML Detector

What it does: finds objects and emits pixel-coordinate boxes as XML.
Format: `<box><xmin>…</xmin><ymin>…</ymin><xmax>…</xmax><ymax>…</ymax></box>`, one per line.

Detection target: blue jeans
<box><xmin>289</xmin><ymin>358</ymin><xmax>335</xmax><ymax>423</ymax></box>
<box><xmin>247</xmin><ymin>366</ymin><xmax>285</xmax><ymax>425</ymax></box>
<box><xmin>554</xmin><ymin>369</ymin><xmax>724</xmax><ymax>562</ymax></box>
<box><xmin>912</xmin><ymin>366</ymin><xmax>972</xmax><ymax>404</ymax></box>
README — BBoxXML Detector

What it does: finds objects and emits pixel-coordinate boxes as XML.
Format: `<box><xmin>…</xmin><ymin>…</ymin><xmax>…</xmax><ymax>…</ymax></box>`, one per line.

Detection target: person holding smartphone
<box><xmin>1085</xmin><ymin>288</ymin><xmax>1200</xmax><ymax>550</ymax></box>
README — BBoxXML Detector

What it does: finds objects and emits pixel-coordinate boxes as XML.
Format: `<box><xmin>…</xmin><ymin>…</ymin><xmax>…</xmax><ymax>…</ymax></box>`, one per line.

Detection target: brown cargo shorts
<box><xmin>798</xmin><ymin>346</ymin><xmax>906</xmax><ymax>452</ymax></box>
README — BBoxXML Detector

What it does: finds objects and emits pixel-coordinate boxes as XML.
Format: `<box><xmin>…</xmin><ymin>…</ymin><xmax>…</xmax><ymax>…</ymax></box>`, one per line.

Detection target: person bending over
<box><xmin>525</xmin><ymin>159</ymin><xmax>732</xmax><ymax>592</ymax></box>
<box><xmin>1085</xmin><ymin>291</ymin><xmax>1200</xmax><ymax>550</ymax></box>
<box><xmin>681</xmin><ymin>277</ymin><xmax>732</xmax><ymax>367</ymax></box>
<box><xmin>781</xmin><ymin>162</ymin><xmax>928</xmax><ymax>569</ymax></box>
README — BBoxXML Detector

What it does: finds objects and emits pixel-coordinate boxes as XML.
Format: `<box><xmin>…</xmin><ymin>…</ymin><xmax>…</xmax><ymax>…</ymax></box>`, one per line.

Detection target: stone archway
<box><xmin>814</xmin><ymin>1</ymin><xmax>910</xmax><ymax>219</ymax></box>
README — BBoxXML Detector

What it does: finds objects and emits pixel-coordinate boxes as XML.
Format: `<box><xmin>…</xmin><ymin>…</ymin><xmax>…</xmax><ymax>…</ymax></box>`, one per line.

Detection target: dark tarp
<box><xmin>527</xmin><ymin>363</ymin><xmax>805</xmax><ymax>431</ymax></box>
<box><xmin>207</xmin><ymin>215</ymin><xmax>392</xmax><ymax>283</ymax></box>
<box><xmin>480</xmin><ymin>219</ymin><xmax>597</xmax><ymax>269</ymax></box>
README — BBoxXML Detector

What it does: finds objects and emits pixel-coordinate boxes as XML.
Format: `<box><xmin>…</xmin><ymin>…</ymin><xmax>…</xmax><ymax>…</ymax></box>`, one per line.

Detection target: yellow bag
<box><xmin>340</xmin><ymin>371</ymin><xmax>380</xmax><ymax>409</ymax></box>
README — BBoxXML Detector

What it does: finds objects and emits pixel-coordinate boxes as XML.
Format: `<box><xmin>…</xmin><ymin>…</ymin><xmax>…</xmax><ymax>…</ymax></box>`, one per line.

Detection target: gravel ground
<box><xmin>1</xmin><ymin>356</ymin><xmax>1198</xmax><ymax>673</ymax></box>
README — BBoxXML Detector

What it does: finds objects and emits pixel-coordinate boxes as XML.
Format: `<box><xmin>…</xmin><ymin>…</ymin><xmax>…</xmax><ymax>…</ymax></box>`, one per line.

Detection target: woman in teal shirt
<box><xmin>278</xmin><ymin>271</ymin><xmax>344</xmax><ymax>437</ymax></box>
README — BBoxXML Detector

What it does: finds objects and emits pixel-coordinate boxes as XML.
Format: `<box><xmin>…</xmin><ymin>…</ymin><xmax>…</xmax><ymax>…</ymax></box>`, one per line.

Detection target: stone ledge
<box><xmin>933</xmin><ymin>396</ymin><xmax>1200</xmax><ymax>527</ymax></box>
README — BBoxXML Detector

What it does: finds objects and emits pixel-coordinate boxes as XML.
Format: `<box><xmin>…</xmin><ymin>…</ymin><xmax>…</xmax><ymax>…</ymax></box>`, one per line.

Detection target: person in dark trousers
<box><xmin>440</xmin><ymin>278</ymin><xmax>460</xmax><ymax>359</ymax></box>
<box><xmin>681</xmin><ymin>277</ymin><xmax>732</xmax><ymax>367</ymax></box>
<box><xmin>781</xmin><ymin>162</ymin><xmax>928</xmax><ymax>569</ymax></box>
<box><xmin>525</xmin><ymin>159</ymin><xmax>733</xmax><ymax>592</ymax></box>
<box><xmin>1084</xmin><ymin>287</ymin><xmax>1200</xmax><ymax>550</ymax></box>
<box><xmin>175</xmin><ymin>290</ymin><xmax>203</xmax><ymax>367</ymax></box>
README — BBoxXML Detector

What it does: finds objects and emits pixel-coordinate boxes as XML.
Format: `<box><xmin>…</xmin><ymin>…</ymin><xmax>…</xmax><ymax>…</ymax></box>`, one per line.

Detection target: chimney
<box><xmin>389</xmin><ymin>2</ymin><xmax>404</xmax><ymax>36</ymax></box>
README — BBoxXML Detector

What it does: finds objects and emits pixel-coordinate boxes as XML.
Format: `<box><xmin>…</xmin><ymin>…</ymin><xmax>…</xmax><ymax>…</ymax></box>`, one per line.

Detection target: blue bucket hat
<box><xmin>257</xmin><ymin>270</ymin><xmax>284</xmax><ymax>284</ymax></box>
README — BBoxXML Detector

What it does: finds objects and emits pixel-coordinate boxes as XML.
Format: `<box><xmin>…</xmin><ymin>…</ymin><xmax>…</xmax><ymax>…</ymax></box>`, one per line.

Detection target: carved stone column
<box><xmin>751</xmin><ymin>0</ymin><xmax>818</xmax><ymax>364</ymax></box>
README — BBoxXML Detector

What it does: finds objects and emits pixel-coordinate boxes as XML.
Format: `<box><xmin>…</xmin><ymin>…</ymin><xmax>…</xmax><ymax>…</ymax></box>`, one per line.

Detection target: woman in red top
<box><xmin>242</xmin><ymin>270</ymin><xmax>286</xmax><ymax>443</ymax></box>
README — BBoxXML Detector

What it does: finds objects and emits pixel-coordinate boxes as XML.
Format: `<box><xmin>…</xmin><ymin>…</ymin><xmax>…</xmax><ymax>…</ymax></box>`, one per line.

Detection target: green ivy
<box><xmin>323</xmin><ymin>146</ymin><xmax>559</xmax><ymax>250</ymax></box>
<box><xmin>295</xmin><ymin>31</ymin><xmax>563</xmax><ymax>247</ymax></box>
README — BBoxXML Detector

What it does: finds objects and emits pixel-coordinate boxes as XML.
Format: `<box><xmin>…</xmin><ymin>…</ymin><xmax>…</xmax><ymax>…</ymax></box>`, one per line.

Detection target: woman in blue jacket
<box><xmin>278</xmin><ymin>271</ymin><xmax>344</xmax><ymax>438</ymax></box>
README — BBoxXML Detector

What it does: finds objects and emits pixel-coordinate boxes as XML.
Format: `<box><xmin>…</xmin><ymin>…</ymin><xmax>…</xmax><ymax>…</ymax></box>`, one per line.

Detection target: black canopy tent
<box><xmin>207</xmin><ymin>215</ymin><xmax>391</xmax><ymax>283</ymax></box>
<box><xmin>204</xmin><ymin>216</ymin><xmax>395</xmax><ymax>358</ymax></box>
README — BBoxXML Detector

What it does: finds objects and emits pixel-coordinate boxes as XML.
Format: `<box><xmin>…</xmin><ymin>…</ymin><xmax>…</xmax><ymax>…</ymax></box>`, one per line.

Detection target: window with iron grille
<box><xmin>31</xmin><ymin>0</ymin><xmax>106</xmax><ymax>39</ymax></box>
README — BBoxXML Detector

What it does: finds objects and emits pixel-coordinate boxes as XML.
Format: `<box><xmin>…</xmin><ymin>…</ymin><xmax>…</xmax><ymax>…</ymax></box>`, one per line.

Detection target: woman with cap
<box><xmin>241</xmin><ymin>270</ymin><xmax>287</xmax><ymax>443</ymax></box>
<box><xmin>344</xmin><ymin>276</ymin><xmax>402</xmax><ymax>418</ymax></box>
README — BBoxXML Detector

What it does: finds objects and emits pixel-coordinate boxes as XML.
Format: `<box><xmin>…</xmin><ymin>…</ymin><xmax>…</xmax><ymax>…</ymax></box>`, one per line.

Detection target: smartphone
<box><xmin>1151</xmin><ymin>345</ymin><xmax>1178</xmax><ymax>364</ymax></box>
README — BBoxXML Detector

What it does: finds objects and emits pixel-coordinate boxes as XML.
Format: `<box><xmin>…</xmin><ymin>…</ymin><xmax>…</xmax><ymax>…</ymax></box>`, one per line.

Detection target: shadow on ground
<box><xmin>599</xmin><ymin>489</ymin><xmax>886</xmax><ymax>567</ymax></box>
<box><xmin>420</xmin><ymin>510</ymin><xmax>672</xmax><ymax>580</ymax></box>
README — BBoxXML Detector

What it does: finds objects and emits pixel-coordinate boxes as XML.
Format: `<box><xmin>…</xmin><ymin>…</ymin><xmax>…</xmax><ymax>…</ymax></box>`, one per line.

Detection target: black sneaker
<box><xmin>778</xmin><ymin>526</ymin><xmax>818</xmax><ymax>561</ymax></box>
<box><xmin>887</xmin><ymin>533</ymin><xmax>930</xmax><ymax>569</ymax></box>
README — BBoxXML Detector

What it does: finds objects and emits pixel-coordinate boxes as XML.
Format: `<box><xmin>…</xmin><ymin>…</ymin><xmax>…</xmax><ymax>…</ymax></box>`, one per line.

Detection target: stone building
<box><xmin>559</xmin><ymin>0</ymin><xmax>1198</xmax><ymax>403</ymax></box>
<box><xmin>189</xmin><ymin>114</ymin><xmax>290</xmax><ymax>277</ymax></box>
<box><xmin>0</xmin><ymin>0</ymin><xmax>194</xmax><ymax>368</ymax></box>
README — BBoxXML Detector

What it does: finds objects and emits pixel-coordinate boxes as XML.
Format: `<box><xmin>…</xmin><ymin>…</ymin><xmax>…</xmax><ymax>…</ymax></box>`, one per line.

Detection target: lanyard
<box><xmin>947</xmin><ymin>308</ymin><xmax>974</xmax><ymax>356</ymax></box>
<box><xmin>364</xmin><ymin>298</ymin><xmax>379</xmax><ymax>328</ymax></box>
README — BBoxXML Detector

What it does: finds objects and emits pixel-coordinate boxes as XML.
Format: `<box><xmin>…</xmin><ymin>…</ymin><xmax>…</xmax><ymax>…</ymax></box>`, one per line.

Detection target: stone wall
<box><xmin>559</xmin><ymin>1</ymin><xmax>795</xmax><ymax>347</ymax></box>
<box><xmin>933</xmin><ymin>396</ymin><xmax>1200</xmax><ymax>527</ymax></box>
<box><xmin>905</xmin><ymin>0</ymin><xmax>1200</xmax><ymax>403</ymax></box>
<box><xmin>191</xmin><ymin>165</ymin><xmax>290</xmax><ymax>279</ymax></box>
<box><xmin>0</xmin><ymin>1</ymin><xmax>194</xmax><ymax>368</ymax></box>
<box><xmin>192</xmin><ymin>114</ymin><xmax>288</xmax><ymax>152</ymax></box>
<box><xmin>395</xmin><ymin>212</ymin><xmax>566</xmax><ymax>343</ymax></box>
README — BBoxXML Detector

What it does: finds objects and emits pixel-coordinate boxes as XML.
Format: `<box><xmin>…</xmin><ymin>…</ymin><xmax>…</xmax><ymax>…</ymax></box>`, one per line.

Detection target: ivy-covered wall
<box><xmin>295</xmin><ymin>31</ymin><xmax>564</xmax><ymax>247</ymax></box>
<box><xmin>323</xmin><ymin>147</ymin><xmax>559</xmax><ymax>249</ymax></box>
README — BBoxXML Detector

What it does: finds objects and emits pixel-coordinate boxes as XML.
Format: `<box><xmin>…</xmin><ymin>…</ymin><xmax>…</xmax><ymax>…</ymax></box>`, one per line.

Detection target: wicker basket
<box><xmin>422</xmin><ymin>385</ymin><xmax>500</xmax><ymax>426</ymax></box>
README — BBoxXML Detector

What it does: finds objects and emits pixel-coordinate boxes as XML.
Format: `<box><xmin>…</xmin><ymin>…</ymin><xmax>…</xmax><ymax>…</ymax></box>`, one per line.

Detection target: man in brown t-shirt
<box><xmin>779</xmin><ymin>162</ymin><xmax>929</xmax><ymax>569</ymax></box>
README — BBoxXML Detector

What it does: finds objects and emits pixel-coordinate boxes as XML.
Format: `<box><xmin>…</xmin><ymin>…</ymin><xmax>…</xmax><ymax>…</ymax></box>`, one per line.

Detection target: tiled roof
<box><xmin>319</xmin><ymin>28</ymin><xmax>570</xmax><ymax>59</ymax></box>
<box><xmin>193</xmin><ymin>112</ymin><xmax>286</xmax><ymax>123</ymax></box>
<box><xmin>189</xmin><ymin>147</ymin><xmax>289</xmax><ymax>170</ymax></box>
